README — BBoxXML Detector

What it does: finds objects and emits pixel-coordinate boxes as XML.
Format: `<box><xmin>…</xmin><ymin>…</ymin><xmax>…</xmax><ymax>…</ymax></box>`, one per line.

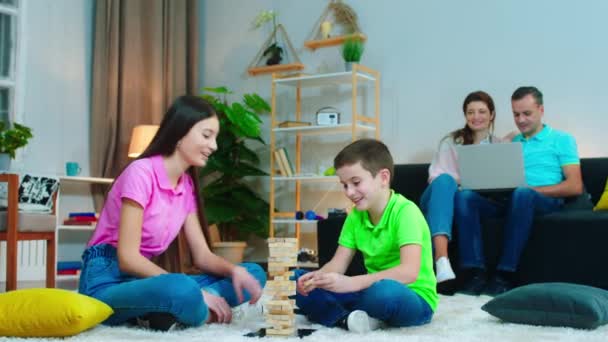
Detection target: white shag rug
<box><xmin>2</xmin><ymin>294</ymin><xmax>607</xmax><ymax>342</ymax></box>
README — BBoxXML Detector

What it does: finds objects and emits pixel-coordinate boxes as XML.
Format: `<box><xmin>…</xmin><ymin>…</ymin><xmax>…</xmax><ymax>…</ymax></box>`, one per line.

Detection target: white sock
<box><xmin>435</xmin><ymin>256</ymin><xmax>456</xmax><ymax>283</ymax></box>
<box><xmin>347</xmin><ymin>310</ymin><xmax>382</xmax><ymax>333</ymax></box>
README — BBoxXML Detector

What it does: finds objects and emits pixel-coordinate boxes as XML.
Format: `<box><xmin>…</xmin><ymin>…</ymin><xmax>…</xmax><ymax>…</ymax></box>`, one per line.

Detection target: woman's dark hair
<box><xmin>450</xmin><ymin>91</ymin><xmax>496</xmax><ymax>145</ymax></box>
<box><xmin>138</xmin><ymin>95</ymin><xmax>218</xmax><ymax>248</ymax></box>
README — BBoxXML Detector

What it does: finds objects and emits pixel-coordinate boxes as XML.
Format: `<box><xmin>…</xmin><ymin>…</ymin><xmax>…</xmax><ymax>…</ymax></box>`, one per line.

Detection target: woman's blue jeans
<box><xmin>455</xmin><ymin>187</ymin><xmax>563</xmax><ymax>272</ymax></box>
<box><xmin>293</xmin><ymin>269</ymin><xmax>433</xmax><ymax>328</ymax></box>
<box><xmin>419</xmin><ymin>174</ymin><xmax>459</xmax><ymax>241</ymax></box>
<box><xmin>78</xmin><ymin>244</ymin><xmax>266</xmax><ymax>326</ymax></box>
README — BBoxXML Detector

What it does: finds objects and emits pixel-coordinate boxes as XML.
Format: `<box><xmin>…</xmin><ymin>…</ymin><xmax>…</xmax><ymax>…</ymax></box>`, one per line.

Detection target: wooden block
<box><xmin>267</xmin><ymin>314</ymin><xmax>294</xmax><ymax>320</ymax></box>
<box><xmin>266</xmin><ymin>328</ymin><xmax>295</xmax><ymax>336</ymax></box>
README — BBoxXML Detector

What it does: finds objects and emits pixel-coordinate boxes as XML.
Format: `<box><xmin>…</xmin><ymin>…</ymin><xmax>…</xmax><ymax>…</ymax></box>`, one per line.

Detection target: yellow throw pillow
<box><xmin>594</xmin><ymin>178</ymin><xmax>608</xmax><ymax>211</ymax></box>
<box><xmin>0</xmin><ymin>288</ymin><xmax>113</xmax><ymax>337</ymax></box>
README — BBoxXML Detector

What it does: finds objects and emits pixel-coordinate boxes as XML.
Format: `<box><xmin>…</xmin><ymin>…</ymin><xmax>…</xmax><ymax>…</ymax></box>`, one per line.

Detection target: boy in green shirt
<box><xmin>295</xmin><ymin>139</ymin><xmax>437</xmax><ymax>333</ymax></box>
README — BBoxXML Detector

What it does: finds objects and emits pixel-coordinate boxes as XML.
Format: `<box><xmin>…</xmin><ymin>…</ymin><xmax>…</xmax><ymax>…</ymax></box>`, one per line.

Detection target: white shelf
<box><xmin>273</xmin><ymin>123</ymin><xmax>375</xmax><ymax>135</ymax></box>
<box><xmin>273</xmin><ymin>175</ymin><xmax>338</xmax><ymax>182</ymax></box>
<box><xmin>59</xmin><ymin>176</ymin><xmax>113</xmax><ymax>184</ymax></box>
<box><xmin>57</xmin><ymin>224</ymin><xmax>96</xmax><ymax>231</ymax></box>
<box><xmin>272</xmin><ymin>219</ymin><xmax>319</xmax><ymax>224</ymax></box>
<box><xmin>274</xmin><ymin>71</ymin><xmax>376</xmax><ymax>87</ymax></box>
<box><xmin>57</xmin><ymin>274</ymin><xmax>80</xmax><ymax>280</ymax></box>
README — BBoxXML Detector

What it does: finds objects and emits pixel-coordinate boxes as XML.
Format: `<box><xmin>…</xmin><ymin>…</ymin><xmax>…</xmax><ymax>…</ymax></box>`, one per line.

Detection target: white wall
<box><xmin>199</xmin><ymin>0</ymin><xmax>608</xmax><ymax>255</ymax></box>
<box><xmin>199</xmin><ymin>0</ymin><xmax>608</xmax><ymax>161</ymax></box>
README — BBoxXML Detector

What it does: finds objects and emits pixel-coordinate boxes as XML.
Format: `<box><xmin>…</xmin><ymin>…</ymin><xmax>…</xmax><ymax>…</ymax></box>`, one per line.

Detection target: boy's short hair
<box><xmin>334</xmin><ymin>139</ymin><xmax>394</xmax><ymax>182</ymax></box>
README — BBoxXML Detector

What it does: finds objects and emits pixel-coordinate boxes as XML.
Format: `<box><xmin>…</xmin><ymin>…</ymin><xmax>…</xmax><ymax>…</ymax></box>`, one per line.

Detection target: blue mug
<box><xmin>66</xmin><ymin>162</ymin><xmax>81</xmax><ymax>176</ymax></box>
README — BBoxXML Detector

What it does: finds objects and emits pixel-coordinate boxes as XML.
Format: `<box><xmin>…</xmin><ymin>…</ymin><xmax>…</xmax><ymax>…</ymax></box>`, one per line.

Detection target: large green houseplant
<box><xmin>200</xmin><ymin>87</ymin><xmax>270</xmax><ymax>248</ymax></box>
<box><xmin>0</xmin><ymin>122</ymin><xmax>33</xmax><ymax>170</ymax></box>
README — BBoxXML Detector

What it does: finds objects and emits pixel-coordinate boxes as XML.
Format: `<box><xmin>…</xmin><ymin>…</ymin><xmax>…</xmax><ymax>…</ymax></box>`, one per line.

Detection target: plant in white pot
<box><xmin>0</xmin><ymin>122</ymin><xmax>33</xmax><ymax>170</ymax></box>
<box><xmin>341</xmin><ymin>37</ymin><xmax>364</xmax><ymax>71</ymax></box>
<box><xmin>200</xmin><ymin>87</ymin><xmax>270</xmax><ymax>263</ymax></box>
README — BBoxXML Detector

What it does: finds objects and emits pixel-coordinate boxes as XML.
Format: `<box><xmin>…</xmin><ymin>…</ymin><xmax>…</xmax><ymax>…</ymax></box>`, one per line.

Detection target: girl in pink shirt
<box><xmin>419</xmin><ymin>91</ymin><xmax>501</xmax><ymax>287</ymax></box>
<box><xmin>79</xmin><ymin>96</ymin><xmax>266</xmax><ymax>331</ymax></box>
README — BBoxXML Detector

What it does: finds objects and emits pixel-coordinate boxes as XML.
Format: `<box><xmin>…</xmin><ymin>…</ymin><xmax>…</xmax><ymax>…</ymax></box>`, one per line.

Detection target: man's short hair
<box><xmin>334</xmin><ymin>139</ymin><xmax>394</xmax><ymax>182</ymax></box>
<box><xmin>512</xmin><ymin>86</ymin><xmax>543</xmax><ymax>105</ymax></box>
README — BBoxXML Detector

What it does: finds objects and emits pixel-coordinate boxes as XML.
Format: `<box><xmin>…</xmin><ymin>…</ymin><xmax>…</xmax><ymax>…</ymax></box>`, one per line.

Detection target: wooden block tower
<box><xmin>264</xmin><ymin>237</ymin><xmax>298</xmax><ymax>336</ymax></box>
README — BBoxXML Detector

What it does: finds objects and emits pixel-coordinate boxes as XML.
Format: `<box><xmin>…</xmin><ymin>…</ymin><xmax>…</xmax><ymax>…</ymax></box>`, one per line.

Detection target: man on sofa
<box><xmin>455</xmin><ymin>86</ymin><xmax>584</xmax><ymax>296</ymax></box>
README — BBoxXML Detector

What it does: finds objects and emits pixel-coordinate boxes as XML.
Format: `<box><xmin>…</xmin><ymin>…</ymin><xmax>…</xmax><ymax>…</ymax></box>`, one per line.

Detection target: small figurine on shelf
<box><xmin>320</xmin><ymin>20</ymin><xmax>332</xmax><ymax>39</ymax></box>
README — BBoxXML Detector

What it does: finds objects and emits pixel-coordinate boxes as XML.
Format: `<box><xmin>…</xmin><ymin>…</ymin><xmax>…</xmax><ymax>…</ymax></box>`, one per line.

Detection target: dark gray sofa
<box><xmin>317</xmin><ymin>158</ymin><xmax>608</xmax><ymax>290</ymax></box>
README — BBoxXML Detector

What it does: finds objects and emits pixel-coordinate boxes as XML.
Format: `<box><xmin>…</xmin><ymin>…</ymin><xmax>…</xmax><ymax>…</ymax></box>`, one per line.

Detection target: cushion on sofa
<box><xmin>482</xmin><ymin>283</ymin><xmax>608</xmax><ymax>329</ymax></box>
<box><xmin>593</xmin><ymin>177</ymin><xmax>608</xmax><ymax>211</ymax></box>
<box><xmin>0</xmin><ymin>288</ymin><xmax>113</xmax><ymax>337</ymax></box>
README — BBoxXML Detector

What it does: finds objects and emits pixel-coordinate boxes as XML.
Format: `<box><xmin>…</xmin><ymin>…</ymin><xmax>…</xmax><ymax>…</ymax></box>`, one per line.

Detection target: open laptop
<box><xmin>456</xmin><ymin>143</ymin><xmax>527</xmax><ymax>192</ymax></box>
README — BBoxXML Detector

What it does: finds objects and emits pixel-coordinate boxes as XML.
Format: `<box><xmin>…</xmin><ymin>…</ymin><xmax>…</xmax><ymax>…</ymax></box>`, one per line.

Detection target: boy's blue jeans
<box><xmin>78</xmin><ymin>244</ymin><xmax>266</xmax><ymax>326</ymax></box>
<box><xmin>293</xmin><ymin>269</ymin><xmax>433</xmax><ymax>328</ymax></box>
<box><xmin>419</xmin><ymin>174</ymin><xmax>459</xmax><ymax>241</ymax></box>
<box><xmin>455</xmin><ymin>187</ymin><xmax>563</xmax><ymax>272</ymax></box>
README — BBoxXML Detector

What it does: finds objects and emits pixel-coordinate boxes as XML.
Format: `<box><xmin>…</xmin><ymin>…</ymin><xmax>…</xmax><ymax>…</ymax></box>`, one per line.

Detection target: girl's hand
<box><xmin>202</xmin><ymin>290</ymin><xmax>232</xmax><ymax>324</ymax></box>
<box><xmin>314</xmin><ymin>272</ymin><xmax>359</xmax><ymax>293</ymax></box>
<box><xmin>297</xmin><ymin>271</ymin><xmax>319</xmax><ymax>296</ymax></box>
<box><xmin>231</xmin><ymin>266</ymin><xmax>263</xmax><ymax>304</ymax></box>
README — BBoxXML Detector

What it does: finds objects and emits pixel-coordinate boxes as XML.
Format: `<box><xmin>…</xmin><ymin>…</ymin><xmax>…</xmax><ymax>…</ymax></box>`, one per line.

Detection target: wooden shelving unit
<box><xmin>269</xmin><ymin>64</ymin><xmax>380</xmax><ymax>242</ymax></box>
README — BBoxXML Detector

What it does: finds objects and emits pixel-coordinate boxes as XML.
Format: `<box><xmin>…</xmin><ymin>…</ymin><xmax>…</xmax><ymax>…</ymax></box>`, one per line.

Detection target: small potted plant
<box><xmin>0</xmin><ymin>121</ymin><xmax>33</xmax><ymax>170</ymax></box>
<box><xmin>253</xmin><ymin>10</ymin><xmax>283</xmax><ymax>66</ymax></box>
<box><xmin>341</xmin><ymin>37</ymin><xmax>364</xmax><ymax>71</ymax></box>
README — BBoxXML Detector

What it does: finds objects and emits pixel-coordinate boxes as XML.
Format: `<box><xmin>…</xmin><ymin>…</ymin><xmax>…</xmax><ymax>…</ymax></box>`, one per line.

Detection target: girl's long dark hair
<box><xmin>451</xmin><ymin>91</ymin><xmax>496</xmax><ymax>145</ymax></box>
<box><xmin>138</xmin><ymin>95</ymin><xmax>217</xmax><ymax>249</ymax></box>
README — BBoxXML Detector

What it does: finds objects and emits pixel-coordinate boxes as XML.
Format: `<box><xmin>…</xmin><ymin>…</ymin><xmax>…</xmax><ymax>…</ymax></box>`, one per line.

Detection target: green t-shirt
<box><xmin>338</xmin><ymin>191</ymin><xmax>438</xmax><ymax>311</ymax></box>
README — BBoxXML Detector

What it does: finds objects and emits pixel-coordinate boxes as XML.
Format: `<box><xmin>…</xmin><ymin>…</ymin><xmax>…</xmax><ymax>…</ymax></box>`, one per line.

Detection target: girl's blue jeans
<box><xmin>419</xmin><ymin>173</ymin><xmax>459</xmax><ymax>241</ymax></box>
<box><xmin>78</xmin><ymin>244</ymin><xmax>266</xmax><ymax>327</ymax></box>
<box><xmin>293</xmin><ymin>269</ymin><xmax>433</xmax><ymax>328</ymax></box>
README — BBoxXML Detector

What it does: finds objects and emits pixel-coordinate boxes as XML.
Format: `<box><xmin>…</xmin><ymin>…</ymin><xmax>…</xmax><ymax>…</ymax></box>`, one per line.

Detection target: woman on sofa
<box><xmin>420</xmin><ymin>91</ymin><xmax>505</xmax><ymax>284</ymax></box>
<box><xmin>79</xmin><ymin>96</ymin><xmax>265</xmax><ymax>331</ymax></box>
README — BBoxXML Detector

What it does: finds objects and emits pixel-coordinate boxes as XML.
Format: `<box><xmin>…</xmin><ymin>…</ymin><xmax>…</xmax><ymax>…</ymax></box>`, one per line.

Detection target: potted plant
<box><xmin>0</xmin><ymin>122</ymin><xmax>33</xmax><ymax>170</ymax></box>
<box><xmin>200</xmin><ymin>87</ymin><xmax>270</xmax><ymax>263</ymax></box>
<box><xmin>341</xmin><ymin>37</ymin><xmax>364</xmax><ymax>71</ymax></box>
<box><xmin>253</xmin><ymin>10</ymin><xmax>283</xmax><ymax>66</ymax></box>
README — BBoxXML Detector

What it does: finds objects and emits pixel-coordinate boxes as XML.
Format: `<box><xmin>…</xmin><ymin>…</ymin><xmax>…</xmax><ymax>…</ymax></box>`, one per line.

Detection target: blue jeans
<box><xmin>455</xmin><ymin>187</ymin><xmax>563</xmax><ymax>272</ymax></box>
<box><xmin>293</xmin><ymin>269</ymin><xmax>433</xmax><ymax>328</ymax></box>
<box><xmin>78</xmin><ymin>244</ymin><xmax>266</xmax><ymax>326</ymax></box>
<box><xmin>420</xmin><ymin>174</ymin><xmax>459</xmax><ymax>241</ymax></box>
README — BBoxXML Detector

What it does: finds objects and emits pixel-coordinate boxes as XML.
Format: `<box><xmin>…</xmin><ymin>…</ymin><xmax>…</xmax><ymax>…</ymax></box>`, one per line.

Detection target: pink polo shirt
<box><xmin>88</xmin><ymin>155</ymin><xmax>197</xmax><ymax>258</ymax></box>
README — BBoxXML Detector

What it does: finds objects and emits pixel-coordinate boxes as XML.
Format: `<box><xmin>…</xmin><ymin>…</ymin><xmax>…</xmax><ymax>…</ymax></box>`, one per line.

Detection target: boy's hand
<box><xmin>297</xmin><ymin>271</ymin><xmax>319</xmax><ymax>296</ymax></box>
<box><xmin>314</xmin><ymin>272</ymin><xmax>359</xmax><ymax>293</ymax></box>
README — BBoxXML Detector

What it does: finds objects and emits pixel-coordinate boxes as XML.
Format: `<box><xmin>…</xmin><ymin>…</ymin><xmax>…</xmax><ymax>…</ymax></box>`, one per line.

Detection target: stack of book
<box><xmin>273</xmin><ymin>147</ymin><xmax>294</xmax><ymax>177</ymax></box>
<box><xmin>57</xmin><ymin>261</ymin><xmax>82</xmax><ymax>276</ymax></box>
<box><xmin>63</xmin><ymin>212</ymin><xmax>98</xmax><ymax>226</ymax></box>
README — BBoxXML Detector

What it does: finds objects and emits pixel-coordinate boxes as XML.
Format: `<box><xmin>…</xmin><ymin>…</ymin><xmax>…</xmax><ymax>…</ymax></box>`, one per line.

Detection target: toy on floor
<box><xmin>263</xmin><ymin>237</ymin><xmax>298</xmax><ymax>336</ymax></box>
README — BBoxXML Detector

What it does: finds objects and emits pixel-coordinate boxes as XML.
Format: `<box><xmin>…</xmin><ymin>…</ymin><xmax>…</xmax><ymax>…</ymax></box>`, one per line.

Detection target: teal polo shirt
<box><xmin>512</xmin><ymin>124</ymin><xmax>579</xmax><ymax>187</ymax></box>
<box><xmin>338</xmin><ymin>191</ymin><xmax>438</xmax><ymax>311</ymax></box>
